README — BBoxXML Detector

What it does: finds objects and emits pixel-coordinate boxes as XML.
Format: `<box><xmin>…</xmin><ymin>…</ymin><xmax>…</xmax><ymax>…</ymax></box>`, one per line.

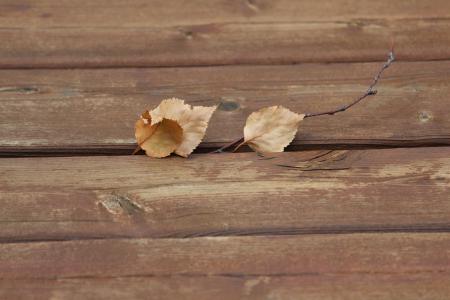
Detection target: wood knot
<box><xmin>98</xmin><ymin>193</ymin><xmax>144</xmax><ymax>216</ymax></box>
<box><xmin>218</xmin><ymin>100</ymin><xmax>240</xmax><ymax>111</ymax></box>
<box><xmin>178</xmin><ymin>28</ymin><xmax>194</xmax><ymax>40</ymax></box>
<box><xmin>0</xmin><ymin>86</ymin><xmax>39</xmax><ymax>94</ymax></box>
<box><xmin>418</xmin><ymin>111</ymin><xmax>432</xmax><ymax>123</ymax></box>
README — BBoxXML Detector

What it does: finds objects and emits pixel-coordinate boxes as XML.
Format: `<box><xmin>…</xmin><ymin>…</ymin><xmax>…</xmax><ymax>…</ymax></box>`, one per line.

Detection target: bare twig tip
<box><xmin>304</xmin><ymin>47</ymin><xmax>395</xmax><ymax>119</ymax></box>
<box><xmin>390</xmin><ymin>37</ymin><xmax>396</xmax><ymax>52</ymax></box>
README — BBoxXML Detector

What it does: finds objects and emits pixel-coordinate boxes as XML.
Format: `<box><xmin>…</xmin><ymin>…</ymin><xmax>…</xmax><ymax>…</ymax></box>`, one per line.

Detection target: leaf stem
<box><xmin>233</xmin><ymin>139</ymin><xmax>248</xmax><ymax>152</ymax></box>
<box><xmin>209</xmin><ymin>137</ymin><xmax>244</xmax><ymax>153</ymax></box>
<box><xmin>132</xmin><ymin>145</ymin><xmax>141</xmax><ymax>155</ymax></box>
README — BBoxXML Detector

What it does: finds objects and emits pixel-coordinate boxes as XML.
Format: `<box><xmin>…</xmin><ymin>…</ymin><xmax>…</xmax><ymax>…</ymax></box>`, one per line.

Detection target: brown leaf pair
<box><xmin>135</xmin><ymin>98</ymin><xmax>217</xmax><ymax>158</ymax></box>
<box><xmin>135</xmin><ymin>99</ymin><xmax>303</xmax><ymax>158</ymax></box>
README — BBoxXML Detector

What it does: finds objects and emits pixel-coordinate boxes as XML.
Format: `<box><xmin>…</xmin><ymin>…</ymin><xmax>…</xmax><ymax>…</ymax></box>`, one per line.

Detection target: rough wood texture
<box><xmin>1</xmin><ymin>233</ymin><xmax>450</xmax><ymax>278</ymax></box>
<box><xmin>0</xmin><ymin>233</ymin><xmax>449</xmax><ymax>299</ymax></box>
<box><xmin>1</xmin><ymin>61</ymin><xmax>450</xmax><ymax>153</ymax></box>
<box><xmin>2</xmin><ymin>274</ymin><xmax>450</xmax><ymax>300</ymax></box>
<box><xmin>1</xmin><ymin>0</ymin><xmax>450</xmax><ymax>67</ymax></box>
<box><xmin>2</xmin><ymin>1</ymin><xmax>450</xmax><ymax>298</ymax></box>
<box><xmin>1</xmin><ymin>147</ymin><xmax>449</xmax><ymax>242</ymax></box>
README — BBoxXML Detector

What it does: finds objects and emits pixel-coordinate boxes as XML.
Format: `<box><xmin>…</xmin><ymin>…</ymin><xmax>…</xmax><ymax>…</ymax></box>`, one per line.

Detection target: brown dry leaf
<box><xmin>135</xmin><ymin>98</ymin><xmax>216</xmax><ymax>158</ymax></box>
<box><xmin>242</xmin><ymin>106</ymin><xmax>304</xmax><ymax>153</ymax></box>
<box><xmin>135</xmin><ymin>113</ymin><xmax>183</xmax><ymax>158</ymax></box>
<box><xmin>149</xmin><ymin>98</ymin><xmax>190</xmax><ymax>126</ymax></box>
<box><xmin>174</xmin><ymin>105</ymin><xmax>217</xmax><ymax>157</ymax></box>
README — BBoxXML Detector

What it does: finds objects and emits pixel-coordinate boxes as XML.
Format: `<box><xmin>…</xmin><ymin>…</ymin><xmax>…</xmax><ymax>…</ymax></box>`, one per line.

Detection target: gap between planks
<box><xmin>2</xmin><ymin>143</ymin><xmax>450</xmax><ymax>158</ymax></box>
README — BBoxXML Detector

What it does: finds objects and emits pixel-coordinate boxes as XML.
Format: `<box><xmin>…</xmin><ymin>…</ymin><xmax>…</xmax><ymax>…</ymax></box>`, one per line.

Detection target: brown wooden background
<box><xmin>1</xmin><ymin>1</ymin><xmax>450</xmax><ymax>299</ymax></box>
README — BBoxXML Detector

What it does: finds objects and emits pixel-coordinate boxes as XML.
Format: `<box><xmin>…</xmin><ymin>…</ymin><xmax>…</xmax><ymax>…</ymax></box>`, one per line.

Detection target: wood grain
<box><xmin>2</xmin><ymin>274</ymin><xmax>450</xmax><ymax>300</ymax></box>
<box><xmin>1</xmin><ymin>61</ymin><xmax>450</xmax><ymax>153</ymax></box>
<box><xmin>1</xmin><ymin>0</ymin><xmax>450</xmax><ymax>67</ymax></box>
<box><xmin>0</xmin><ymin>147</ymin><xmax>449</xmax><ymax>242</ymax></box>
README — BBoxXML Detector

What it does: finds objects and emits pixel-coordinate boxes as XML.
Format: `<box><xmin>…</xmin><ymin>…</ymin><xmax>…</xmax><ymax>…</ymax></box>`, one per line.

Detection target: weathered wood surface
<box><xmin>1</xmin><ymin>0</ymin><xmax>450</xmax><ymax>67</ymax></box>
<box><xmin>1</xmin><ymin>61</ymin><xmax>450</xmax><ymax>153</ymax></box>
<box><xmin>1</xmin><ymin>147</ymin><xmax>449</xmax><ymax>242</ymax></box>
<box><xmin>2</xmin><ymin>274</ymin><xmax>450</xmax><ymax>300</ymax></box>
<box><xmin>0</xmin><ymin>233</ymin><xmax>449</xmax><ymax>278</ymax></box>
<box><xmin>2</xmin><ymin>1</ymin><xmax>450</xmax><ymax>298</ymax></box>
<box><xmin>0</xmin><ymin>233</ymin><xmax>449</xmax><ymax>299</ymax></box>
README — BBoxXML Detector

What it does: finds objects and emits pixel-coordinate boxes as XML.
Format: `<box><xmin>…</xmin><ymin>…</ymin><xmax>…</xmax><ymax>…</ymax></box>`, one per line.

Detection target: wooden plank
<box><xmin>3</xmin><ymin>0</ymin><xmax>450</xmax><ymax>27</ymax></box>
<box><xmin>1</xmin><ymin>273</ymin><xmax>450</xmax><ymax>300</ymax></box>
<box><xmin>1</xmin><ymin>61</ymin><xmax>450</xmax><ymax>153</ymax></box>
<box><xmin>1</xmin><ymin>0</ymin><xmax>450</xmax><ymax>67</ymax></box>
<box><xmin>0</xmin><ymin>233</ymin><xmax>449</xmax><ymax>279</ymax></box>
<box><xmin>0</xmin><ymin>147</ymin><xmax>449</xmax><ymax>241</ymax></box>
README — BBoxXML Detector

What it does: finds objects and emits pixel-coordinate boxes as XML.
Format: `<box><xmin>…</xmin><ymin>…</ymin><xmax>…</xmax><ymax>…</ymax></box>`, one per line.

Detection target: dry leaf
<box><xmin>174</xmin><ymin>105</ymin><xmax>217</xmax><ymax>157</ymax></box>
<box><xmin>149</xmin><ymin>98</ymin><xmax>190</xmax><ymax>126</ymax></box>
<box><xmin>135</xmin><ymin>98</ymin><xmax>216</xmax><ymax>158</ymax></box>
<box><xmin>135</xmin><ymin>113</ymin><xmax>183</xmax><ymax>158</ymax></box>
<box><xmin>242</xmin><ymin>106</ymin><xmax>304</xmax><ymax>153</ymax></box>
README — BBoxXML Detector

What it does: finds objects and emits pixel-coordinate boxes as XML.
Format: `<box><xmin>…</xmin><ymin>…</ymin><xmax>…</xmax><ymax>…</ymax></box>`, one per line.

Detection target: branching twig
<box><xmin>210</xmin><ymin>48</ymin><xmax>395</xmax><ymax>154</ymax></box>
<box><xmin>304</xmin><ymin>50</ymin><xmax>395</xmax><ymax>118</ymax></box>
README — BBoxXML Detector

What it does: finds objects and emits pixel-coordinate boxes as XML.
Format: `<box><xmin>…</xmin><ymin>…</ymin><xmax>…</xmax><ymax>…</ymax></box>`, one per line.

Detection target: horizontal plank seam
<box><xmin>2</xmin><ymin>56</ymin><xmax>450</xmax><ymax>70</ymax></box>
<box><xmin>2</xmin><ymin>227</ymin><xmax>450</xmax><ymax>244</ymax></box>
<box><xmin>2</xmin><ymin>143</ymin><xmax>450</xmax><ymax>158</ymax></box>
<box><xmin>2</xmin><ymin>269</ymin><xmax>449</xmax><ymax>281</ymax></box>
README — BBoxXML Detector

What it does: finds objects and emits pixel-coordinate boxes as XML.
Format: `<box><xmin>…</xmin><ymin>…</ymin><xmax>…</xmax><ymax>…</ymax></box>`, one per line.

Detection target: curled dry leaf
<box><xmin>135</xmin><ymin>115</ymin><xmax>183</xmax><ymax>158</ymax></box>
<box><xmin>241</xmin><ymin>106</ymin><xmax>304</xmax><ymax>153</ymax></box>
<box><xmin>135</xmin><ymin>98</ymin><xmax>217</xmax><ymax>158</ymax></box>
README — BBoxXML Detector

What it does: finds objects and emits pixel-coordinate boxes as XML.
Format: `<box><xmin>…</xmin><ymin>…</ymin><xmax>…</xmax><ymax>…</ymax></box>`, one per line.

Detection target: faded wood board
<box><xmin>1</xmin><ymin>233</ymin><xmax>449</xmax><ymax>298</ymax></box>
<box><xmin>1</xmin><ymin>61</ymin><xmax>450</xmax><ymax>153</ymax></box>
<box><xmin>0</xmin><ymin>233</ymin><xmax>449</xmax><ymax>278</ymax></box>
<box><xmin>1</xmin><ymin>0</ymin><xmax>450</xmax><ymax>67</ymax></box>
<box><xmin>4</xmin><ymin>0</ymin><xmax>450</xmax><ymax>26</ymax></box>
<box><xmin>1</xmin><ymin>147</ymin><xmax>449</xmax><ymax>242</ymax></box>
<box><xmin>2</xmin><ymin>274</ymin><xmax>450</xmax><ymax>300</ymax></box>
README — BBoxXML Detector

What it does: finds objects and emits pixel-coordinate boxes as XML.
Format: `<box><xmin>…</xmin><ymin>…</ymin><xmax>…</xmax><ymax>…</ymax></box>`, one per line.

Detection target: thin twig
<box><xmin>304</xmin><ymin>49</ymin><xmax>395</xmax><ymax>118</ymax></box>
